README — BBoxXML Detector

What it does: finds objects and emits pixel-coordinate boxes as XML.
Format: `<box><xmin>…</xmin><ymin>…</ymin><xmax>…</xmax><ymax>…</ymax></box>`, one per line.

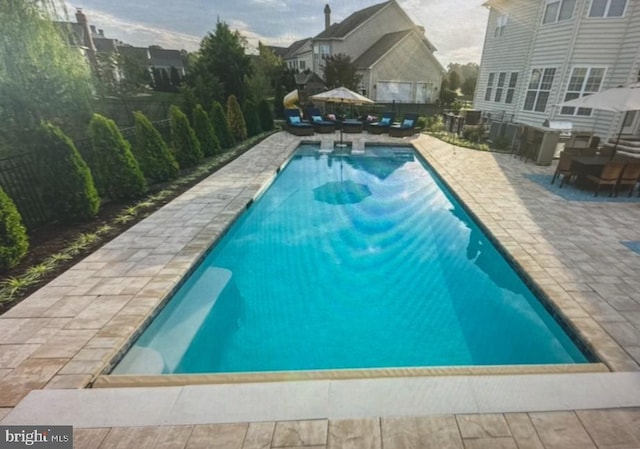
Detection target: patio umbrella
<box><xmin>311</xmin><ymin>87</ymin><xmax>374</xmax><ymax>146</ymax></box>
<box><xmin>557</xmin><ymin>81</ymin><xmax>640</xmax><ymax>156</ymax></box>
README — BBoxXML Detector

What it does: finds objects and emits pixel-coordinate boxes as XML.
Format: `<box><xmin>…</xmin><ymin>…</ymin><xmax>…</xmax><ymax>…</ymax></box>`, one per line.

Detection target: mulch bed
<box><xmin>0</xmin><ymin>132</ymin><xmax>276</xmax><ymax>315</ymax></box>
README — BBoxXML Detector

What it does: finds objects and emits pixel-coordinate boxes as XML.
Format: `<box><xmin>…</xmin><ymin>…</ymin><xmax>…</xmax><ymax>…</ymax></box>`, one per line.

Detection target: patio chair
<box><xmin>585</xmin><ymin>162</ymin><xmax>625</xmax><ymax>197</ymax></box>
<box><xmin>554</xmin><ymin>151</ymin><xmax>577</xmax><ymax>187</ymax></box>
<box><xmin>389</xmin><ymin>113</ymin><xmax>419</xmax><ymax>138</ymax></box>
<box><xmin>306</xmin><ymin>108</ymin><xmax>336</xmax><ymax>134</ymax></box>
<box><xmin>284</xmin><ymin>109</ymin><xmax>314</xmax><ymax>136</ymax></box>
<box><xmin>616</xmin><ymin>163</ymin><xmax>640</xmax><ymax>197</ymax></box>
<box><xmin>367</xmin><ymin>111</ymin><xmax>396</xmax><ymax>134</ymax></box>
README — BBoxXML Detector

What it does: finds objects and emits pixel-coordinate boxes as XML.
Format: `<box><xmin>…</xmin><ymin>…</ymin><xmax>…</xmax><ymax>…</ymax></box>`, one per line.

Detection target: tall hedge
<box><xmin>88</xmin><ymin>114</ymin><xmax>147</xmax><ymax>201</ymax></box>
<box><xmin>211</xmin><ymin>101</ymin><xmax>235</xmax><ymax>150</ymax></box>
<box><xmin>257</xmin><ymin>99</ymin><xmax>274</xmax><ymax>132</ymax></box>
<box><xmin>243</xmin><ymin>100</ymin><xmax>262</xmax><ymax>138</ymax></box>
<box><xmin>35</xmin><ymin>122</ymin><xmax>99</xmax><ymax>222</ymax></box>
<box><xmin>132</xmin><ymin>111</ymin><xmax>179</xmax><ymax>182</ymax></box>
<box><xmin>0</xmin><ymin>187</ymin><xmax>28</xmax><ymax>271</ymax></box>
<box><xmin>193</xmin><ymin>104</ymin><xmax>220</xmax><ymax>157</ymax></box>
<box><xmin>169</xmin><ymin>105</ymin><xmax>202</xmax><ymax>168</ymax></box>
<box><xmin>226</xmin><ymin>95</ymin><xmax>247</xmax><ymax>142</ymax></box>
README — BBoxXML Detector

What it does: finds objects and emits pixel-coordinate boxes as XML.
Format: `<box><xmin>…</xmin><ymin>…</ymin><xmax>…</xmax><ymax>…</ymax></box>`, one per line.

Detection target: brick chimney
<box><xmin>75</xmin><ymin>9</ymin><xmax>96</xmax><ymax>52</ymax></box>
<box><xmin>324</xmin><ymin>4</ymin><xmax>331</xmax><ymax>31</ymax></box>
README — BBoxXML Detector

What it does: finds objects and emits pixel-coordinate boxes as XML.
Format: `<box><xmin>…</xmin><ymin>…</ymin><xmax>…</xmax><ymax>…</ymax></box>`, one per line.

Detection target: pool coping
<box><xmin>0</xmin><ymin>132</ymin><xmax>638</xmax><ymax>411</ymax></box>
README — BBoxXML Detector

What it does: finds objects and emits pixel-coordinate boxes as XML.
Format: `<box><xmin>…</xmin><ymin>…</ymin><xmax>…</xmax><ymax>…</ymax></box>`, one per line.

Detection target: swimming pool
<box><xmin>113</xmin><ymin>145</ymin><xmax>588</xmax><ymax>375</ymax></box>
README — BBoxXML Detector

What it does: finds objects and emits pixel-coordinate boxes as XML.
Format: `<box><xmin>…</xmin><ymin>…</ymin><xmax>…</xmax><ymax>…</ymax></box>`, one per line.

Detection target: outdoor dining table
<box><xmin>569</xmin><ymin>155</ymin><xmax>610</xmax><ymax>189</ymax></box>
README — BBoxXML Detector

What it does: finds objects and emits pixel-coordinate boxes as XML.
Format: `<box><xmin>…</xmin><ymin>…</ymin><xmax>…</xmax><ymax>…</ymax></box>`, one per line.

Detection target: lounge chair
<box><xmin>306</xmin><ymin>108</ymin><xmax>336</xmax><ymax>134</ymax></box>
<box><xmin>389</xmin><ymin>113</ymin><xmax>419</xmax><ymax>138</ymax></box>
<box><xmin>284</xmin><ymin>109</ymin><xmax>314</xmax><ymax>136</ymax></box>
<box><xmin>367</xmin><ymin>111</ymin><xmax>396</xmax><ymax>134</ymax></box>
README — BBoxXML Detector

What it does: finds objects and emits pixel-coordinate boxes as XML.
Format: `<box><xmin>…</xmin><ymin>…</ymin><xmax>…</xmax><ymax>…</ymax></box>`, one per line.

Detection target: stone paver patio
<box><xmin>1</xmin><ymin>131</ymin><xmax>640</xmax><ymax>448</ymax></box>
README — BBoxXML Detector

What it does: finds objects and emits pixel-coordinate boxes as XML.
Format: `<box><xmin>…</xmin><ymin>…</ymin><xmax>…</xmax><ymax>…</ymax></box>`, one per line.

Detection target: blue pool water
<box><xmin>114</xmin><ymin>145</ymin><xmax>588</xmax><ymax>375</ymax></box>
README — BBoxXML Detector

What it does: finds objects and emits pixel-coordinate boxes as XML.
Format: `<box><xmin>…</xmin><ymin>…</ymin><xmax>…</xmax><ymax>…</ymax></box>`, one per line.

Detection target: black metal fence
<box><xmin>0</xmin><ymin>153</ymin><xmax>51</xmax><ymax>230</ymax></box>
<box><xmin>0</xmin><ymin>119</ymin><xmax>172</xmax><ymax>231</ymax></box>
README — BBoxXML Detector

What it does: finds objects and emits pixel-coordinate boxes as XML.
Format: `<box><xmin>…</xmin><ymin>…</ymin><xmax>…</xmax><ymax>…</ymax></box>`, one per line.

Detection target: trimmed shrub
<box><xmin>211</xmin><ymin>101</ymin><xmax>235</xmax><ymax>149</ymax></box>
<box><xmin>0</xmin><ymin>187</ymin><xmax>28</xmax><ymax>271</ymax></box>
<box><xmin>169</xmin><ymin>105</ymin><xmax>203</xmax><ymax>168</ymax></box>
<box><xmin>243</xmin><ymin>100</ymin><xmax>262</xmax><ymax>138</ymax></box>
<box><xmin>257</xmin><ymin>99</ymin><xmax>274</xmax><ymax>132</ymax></box>
<box><xmin>193</xmin><ymin>104</ymin><xmax>220</xmax><ymax>157</ymax></box>
<box><xmin>226</xmin><ymin>95</ymin><xmax>247</xmax><ymax>142</ymax></box>
<box><xmin>35</xmin><ymin>122</ymin><xmax>99</xmax><ymax>222</ymax></box>
<box><xmin>88</xmin><ymin>114</ymin><xmax>147</xmax><ymax>201</ymax></box>
<box><xmin>132</xmin><ymin>111</ymin><xmax>179</xmax><ymax>182</ymax></box>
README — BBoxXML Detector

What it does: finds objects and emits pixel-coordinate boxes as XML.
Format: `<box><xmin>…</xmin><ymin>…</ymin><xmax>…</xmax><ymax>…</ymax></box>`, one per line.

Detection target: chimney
<box><xmin>75</xmin><ymin>9</ymin><xmax>96</xmax><ymax>52</ymax></box>
<box><xmin>324</xmin><ymin>4</ymin><xmax>331</xmax><ymax>31</ymax></box>
<box><xmin>90</xmin><ymin>25</ymin><xmax>96</xmax><ymax>35</ymax></box>
<box><xmin>99</xmin><ymin>29</ymin><xmax>104</xmax><ymax>36</ymax></box>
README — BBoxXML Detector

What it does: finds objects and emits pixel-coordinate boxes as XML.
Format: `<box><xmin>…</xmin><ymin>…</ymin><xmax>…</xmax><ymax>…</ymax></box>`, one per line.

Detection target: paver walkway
<box><xmin>73</xmin><ymin>410</ymin><xmax>640</xmax><ymax>449</ymax></box>
<box><xmin>1</xmin><ymin>131</ymin><xmax>640</xmax><ymax>449</ymax></box>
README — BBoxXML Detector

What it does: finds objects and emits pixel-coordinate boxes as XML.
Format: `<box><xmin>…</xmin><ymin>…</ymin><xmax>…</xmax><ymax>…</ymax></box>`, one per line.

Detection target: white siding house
<box><xmin>284</xmin><ymin>0</ymin><xmax>444</xmax><ymax>103</ymax></box>
<box><xmin>474</xmin><ymin>0</ymin><xmax>640</xmax><ymax>141</ymax></box>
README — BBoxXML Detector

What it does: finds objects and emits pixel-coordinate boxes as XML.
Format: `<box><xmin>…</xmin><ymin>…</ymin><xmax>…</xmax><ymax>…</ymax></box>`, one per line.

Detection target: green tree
<box><xmin>448</xmin><ymin>71</ymin><xmax>461</xmax><ymax>92</ymax></box>
<box><xmin>0</xmin><ymin>0</ymin><xmax>94</xmax><ymax>147</ymax></box>
<box><xmin>461</xmin><ymin>76</ymin><xmax>478</xmax><ymax>98</ymax></box>
<box><xmin>88</xmin><ymin>114</ymin><xmax>147</xmax><ymax>201</ymax></box>
<box><xmin>257</xmin><ymin>99</ymin><xmax>274</xmax><ymax>132</ymax></box>
<box><xmin>226</xmin><ymin>95</ymin><xmax>247</xmax><ymax>142</ymax></box>
<box><xmin>323</xmin><ymin>53</ymin><xmax>362</xmax><ymax>90</ymax></box>
<box><xmin>189</xmin><ymin>20</ymin><xmax>253</xmax><ymax>104</ymax></box>
<box><xmin>169</xmin><ymin>105</ymin><xmax>202</xmax><ymax>168</ymax></box>
<box><xmin>243</xmin><ymin>100</ymin><xmax>262</xmax><ymax>137</ymax></box>
<box><xmin>193</xmin><ymin>104</ymin><xmax>221</xmax><ymax>157</ymax></box>
<box><xmin>211</xmin><ymin>101</ymin><xmax>235</xmax><ymax>149</ymax></box>
<box><xmin>132</xmin><ymin>111</ymin><xmax>179</xmax><ymax>182</ymax></box>
<box><xmin>35</xmin><ymin>122</ymin><xmax>99</xmax><ymax>222</ymax></box>
<box><xmin>0</xmin><ymin>187</ymin><xmax>28</xmax><ymax>271</ymax></box>
<box><xmin>248</xmin><ymin>42</ymin><xmax>285</xmax><ymax>101</ymax></box>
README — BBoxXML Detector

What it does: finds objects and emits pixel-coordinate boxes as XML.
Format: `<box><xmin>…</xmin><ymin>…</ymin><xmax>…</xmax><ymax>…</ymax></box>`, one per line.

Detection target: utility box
<box><xmin>533</xmin><ymin>125</ymin><xmax>561</xmax><ymax>165</ymax></box>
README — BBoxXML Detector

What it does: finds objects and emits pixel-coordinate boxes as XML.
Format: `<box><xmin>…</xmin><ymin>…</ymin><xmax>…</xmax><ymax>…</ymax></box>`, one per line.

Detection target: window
<box><xmin>494</xmin><ymin>14</ymin><xmax>508</xmax><ymax>37</ymax></box>
<box><xmin>589</xmin><ymin>0</ymin><xmax>626</xmax><ymax>17</ymax></box>
<box><xmin>523</xmin><ymin>68</ymin><xmax>556</xmax><ymax>112</ymax></box>
<box><xmin>495</xmin><ymin>72</ymin><xmax>506</xmax><ymax>102</ymax></box>
<box><xmin>543</xmin><ymin>0</ymin><xmax>576</xmax><ymax>23</ymax></box>
<box><xmin>506</xmin><ymin>72</ymin><xmax>518</xmax><ymax>104</ymax></box>
<box><xmin>485</xmin><ymin>73</ymin><xmax>495</xmax><ymax>101</ymax></box>
<box><xmin>299</xmin><ymin>60</ymin><xmax>306</xmax><ymax>70</ymax></box>
<box><xmin>560</xmin><ymin>67</ymin><xmax>605</xmax><ymax>116</ymax></box>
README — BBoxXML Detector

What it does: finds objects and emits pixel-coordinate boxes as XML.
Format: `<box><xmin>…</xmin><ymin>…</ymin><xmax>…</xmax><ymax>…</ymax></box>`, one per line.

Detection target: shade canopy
<box><xmin>557</xmin><ymin>81</ymin><xmax>640</xmax><ymax>113</ymax></box>
<box><xmin>310</xmin><ymin>86</ymin><xmax>374</xmax><ymax>105</ymax></box>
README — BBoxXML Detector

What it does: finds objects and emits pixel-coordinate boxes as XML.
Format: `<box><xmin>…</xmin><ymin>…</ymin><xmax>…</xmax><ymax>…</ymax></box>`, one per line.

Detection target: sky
<box><xmin>64</xmin><ymin>0</ymin><xmax>489</xmax><ymax>68</ymax></box>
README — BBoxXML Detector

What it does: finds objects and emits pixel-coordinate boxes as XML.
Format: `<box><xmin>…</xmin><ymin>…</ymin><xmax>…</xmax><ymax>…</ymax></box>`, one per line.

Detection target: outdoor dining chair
<box><xmin>585</xmin><ymin>162</ymin><xmax>625</xmax><ymax>197</ymax></box>
<box><xmin>554</xmin><ymin>151</ymin><xmax>576</xmax><ymax>186</ymax></box>
<box><xmin>616</xmin><ymin>163</ymin><xmax>640</xmax><ymax>197</ymax></box>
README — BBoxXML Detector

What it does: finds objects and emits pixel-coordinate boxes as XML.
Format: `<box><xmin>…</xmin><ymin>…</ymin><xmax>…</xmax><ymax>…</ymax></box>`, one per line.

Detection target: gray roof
<box><xmin>93</xmin><ymin>37</ymin><xmax>118</xmax><ymax>53</ymax></box>
<box><xmin>284</xmin><ymin>38</ymin><xmax>311</xmax><ymax>59</ymax></box>
<box><xmin>149</xmin><ymin>48</ymin><xmax>184</xmax><ymax>69</ymax></box>
<box><xmin>353</xmin><ymin>29</ymin><xmax>412</xmax><ymax>69</ymax></box>
<box><xmin>54</xmin><ymin>22</ymin><xmax>87</xmax><ymax>47</ymax></box>
<box><xmin>314</xmin><ymin>1</ymin><xmax>391</xmax><ymax>39</ymax></box>
<box><xmin>118</xmin><ymin>46</ymin><xmax>151</xmax><ymax>65</ymax></box>
<box><xmin>267</xmin><ymin>46</ymin><xmax>289</xmax><ymax>58</ymax></box>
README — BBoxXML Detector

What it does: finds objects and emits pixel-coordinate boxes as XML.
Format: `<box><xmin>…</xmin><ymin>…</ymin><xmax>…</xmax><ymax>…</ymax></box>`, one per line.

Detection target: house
<box><xmin>58</xmin><ymin>9</ymin><xmax>185</xmax><ymax>89</ymax></box>
<box><xmin>284</xmin><ymin>1</ymin><xmax>444</xmax><ymax>104</ymax></box>
<box><xmin>473</xmin><ymin>0</ymin><xmax>640</xmax><ymax>142</ymax></box>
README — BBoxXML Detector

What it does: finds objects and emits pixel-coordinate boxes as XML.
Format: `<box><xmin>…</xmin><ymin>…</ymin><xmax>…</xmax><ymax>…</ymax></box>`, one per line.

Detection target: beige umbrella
<box><xmin>311</xmin><ymin>87</ymin><xmax>374</xmax><ymax>146</ymax></box>
<box><xmin>310</xmin><ymin>86</ymin><xmax>374</xmax><ymax>105</ymax></box>
<box><xmin>557</xmin><ymin>81</ymin><xmax>640</xmax><ymax>156</ymax></box>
